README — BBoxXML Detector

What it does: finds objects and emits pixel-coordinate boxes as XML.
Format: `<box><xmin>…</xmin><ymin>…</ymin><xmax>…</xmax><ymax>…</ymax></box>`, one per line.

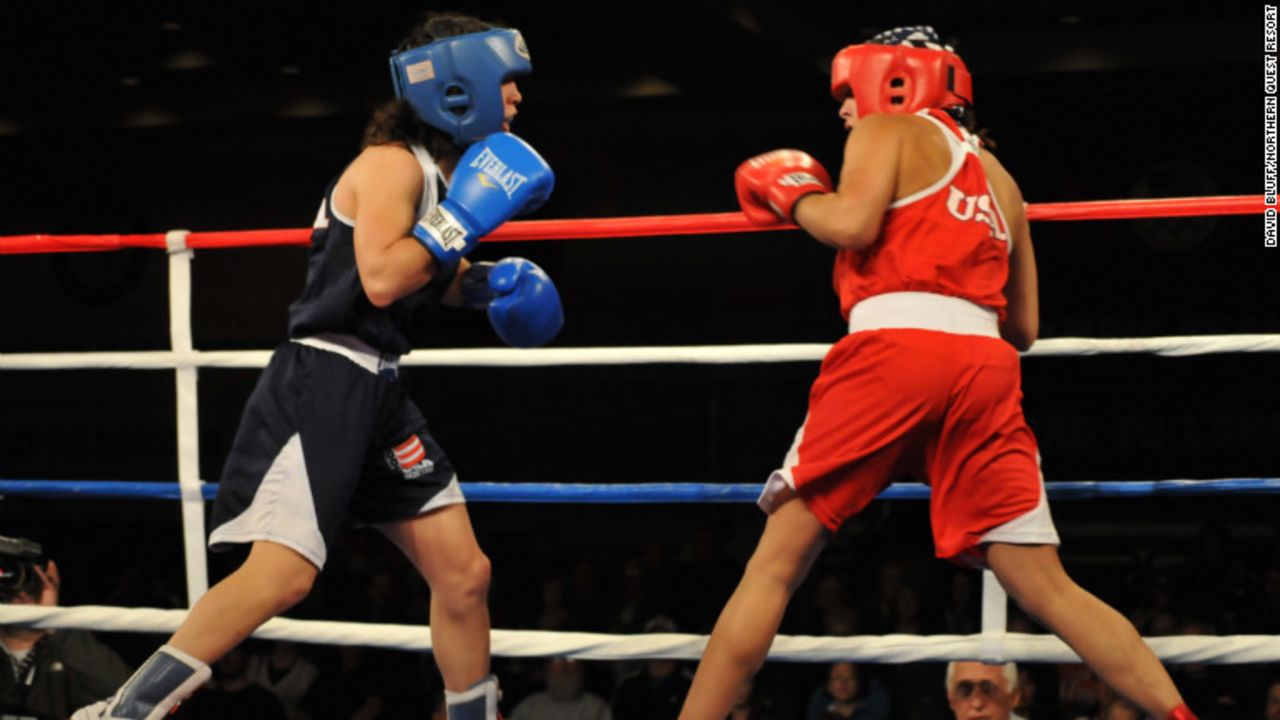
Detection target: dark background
<box><xmin>0</xmin><ymin>1</ymin><xmax>1277</xmax><ymax>713</ymax></box>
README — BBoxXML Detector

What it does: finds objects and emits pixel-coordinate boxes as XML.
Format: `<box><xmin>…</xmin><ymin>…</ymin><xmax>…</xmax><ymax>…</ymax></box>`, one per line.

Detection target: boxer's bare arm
<box><xmin>981</xmin><ymin>150</ymin><xmax>1038</xmax><ymax>350</ymax></box>
<box><xmin>793</xmin><ymin>114</ymin><xmax>903</xmax><ymax>250</ymax></box>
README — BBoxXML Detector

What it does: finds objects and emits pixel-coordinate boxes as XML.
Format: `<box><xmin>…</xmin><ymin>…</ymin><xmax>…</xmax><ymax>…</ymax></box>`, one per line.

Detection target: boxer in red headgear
<box><xmin>829</xmin><ymin>25</ymin><xmax>972</xmax><ymax>118</ymax></box>
<box><xmin>681</xmin><ymin>26</ymin><xmax>1196</xmax><ymax>720</ymax></box>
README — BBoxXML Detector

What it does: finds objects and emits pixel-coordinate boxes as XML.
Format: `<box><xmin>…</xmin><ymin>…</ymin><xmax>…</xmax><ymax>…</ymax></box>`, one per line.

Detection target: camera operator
<box><xmin>0</xmin><ymin>536</ymin><xmax>131</xmax><ymax>720</ymax></box>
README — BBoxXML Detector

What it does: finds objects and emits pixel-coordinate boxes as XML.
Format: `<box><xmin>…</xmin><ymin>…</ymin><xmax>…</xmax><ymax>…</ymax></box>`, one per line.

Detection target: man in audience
<box><xmin>946</xmin><ymin>661</ymin><xmax>1023</xmax><ymax>720</ymax></box>
<box><xmin>0</xmin><ymin>536</ymin><xmax>131</xmax><ymax>719</ymax></box>
<box><xmin>172</xmin><ymin>644</ymin><xmax>285</xmax><ymax>719</ymax></box>
<box><xmin>612</xmin><ymin>615</ymin><xmax>691</xmax><ymax>720</ymax></box>
<box><xmin>1100</xmin><ymin>697</ymin><xmax>1143</xmax><ymax>720</ymax></box>
<box><xmin>510</xmin><ymin>657</ymin><xmax>611</xmax><ymax>720</ymax></box>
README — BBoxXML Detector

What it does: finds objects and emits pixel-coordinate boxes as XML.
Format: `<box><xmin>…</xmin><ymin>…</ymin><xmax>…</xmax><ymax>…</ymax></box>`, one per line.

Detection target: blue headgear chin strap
<box><xmin>389</xmin><ymin>29</ymin><xmax>532</xmax><ymax>147</ymax></box>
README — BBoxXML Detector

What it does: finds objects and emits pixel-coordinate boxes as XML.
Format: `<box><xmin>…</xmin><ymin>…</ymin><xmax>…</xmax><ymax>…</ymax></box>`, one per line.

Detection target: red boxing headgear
<box><xmin>830</xmin><ymin>31</ymin><xmax>972</xmax><ymax>119</ymax></box>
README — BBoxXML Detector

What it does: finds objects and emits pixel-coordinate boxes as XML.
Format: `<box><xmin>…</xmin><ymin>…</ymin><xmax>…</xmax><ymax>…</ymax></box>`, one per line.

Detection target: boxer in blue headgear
<box><xmin>73</xmin><ymin>12</ymin><xmax>557</xmax><ymax>720</ymax></box>
<box><xmin>390</xmin><ymin>27</ymin><xmax>532</xmax><ymax>146</ymax></box>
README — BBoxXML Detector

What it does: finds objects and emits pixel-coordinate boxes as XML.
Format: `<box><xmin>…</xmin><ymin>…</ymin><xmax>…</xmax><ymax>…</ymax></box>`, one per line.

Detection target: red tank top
<box><xmin>833</xmin><ymin>109</ymin><xmax>1012</xmax><ymax>322</ymax></box>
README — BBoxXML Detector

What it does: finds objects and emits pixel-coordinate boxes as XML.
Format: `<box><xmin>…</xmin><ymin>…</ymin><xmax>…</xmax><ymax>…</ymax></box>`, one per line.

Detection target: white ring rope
<box><xmin>2</xmin><ymin>334</ymin><xmax>1279</xmax><ymax>371</ymax></box>
<box><xmin>0</xmin><ymin>605</ymin><xmax>1276</xmax><ymax>664</ymax></box>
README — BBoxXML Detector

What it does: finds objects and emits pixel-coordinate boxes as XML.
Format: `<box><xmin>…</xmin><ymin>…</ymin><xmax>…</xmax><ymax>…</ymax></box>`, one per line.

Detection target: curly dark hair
<box><xmin>943</xmin><ymin>105</ymin><xmax>996</xmax><ymax>150</ymax></box>
<box><xmin>362</xmin><ymin>12</ymin><xmax>504</xmax><ymax>158</ymax></box>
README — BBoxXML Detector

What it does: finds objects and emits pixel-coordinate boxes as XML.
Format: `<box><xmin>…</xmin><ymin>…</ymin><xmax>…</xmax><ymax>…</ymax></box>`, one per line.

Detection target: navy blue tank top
<box><xmin>288</xmin><ymin>145</ymin><xmax>455</xmax><ymax>356</ymax></box>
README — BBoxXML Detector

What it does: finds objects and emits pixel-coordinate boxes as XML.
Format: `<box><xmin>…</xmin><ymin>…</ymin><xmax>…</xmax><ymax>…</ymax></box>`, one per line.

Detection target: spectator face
<box><xmin>1101</xmin><ymin>700</ymin><xmax>1142</xmax><ymax>720</ymax></box>
<box><xmin>815</xmin><ymin>574</ymin><xmax>847</xmax><ymax>613</ymax></box>
<box><xmin>1149</xmin><ymin>610</ymin><xmax>1178</xmax><ymax>636</ymax></box>
<box><xmin>878</xmin><ymin>564</ymin><xmax>904</xmax><ymax>601</ymax></box>
<box><xmin>1266</xmin><ymin>681</ymin><xmax>1280</xmax><ymax>720</ymax></box>
<box><xmin>214</xmin><ymin>646</ymin><xmax>248</xmax><ymax>680</ymax></box>
<box><xmin>546</xmin><ymin>658</ymin><xmax>584</xmax><ymax>701</ymax></box>
<box><xmin>947</xmin><ymin>662</ymin><xmax>1018</xmax><ymax>720</ymax></box>
<box><xmin>827</xmin><ymin>662</ymin><xmax>859</xmax><ymax>703</ymax></box>
<box><xmin>367</xmin><ymin>570</ymin><xmax>395</xmax><ymax>605</ymax></box>
<box><xmin>646</xmin><ymin>659</ymin><xmax>676</xmax><ymax>679</ymax></box>
<box><xmin>542</xmin><ymin>578</ymin><xmax>565</xmax><ymax>606</ymax></box>
<box><xmin>623</xmin><ymin>561</ymin><xmax>644</xmax><ymax>588</ymax></box>
<box><xmin>895</xmin><ymin>587</ymin><xmax>920</xmax><ymax>621</ymax></box>
<box><xmin>823</xmin><ymin>606</ymin><xmax>858</xmax><ymax>636</ymax></box>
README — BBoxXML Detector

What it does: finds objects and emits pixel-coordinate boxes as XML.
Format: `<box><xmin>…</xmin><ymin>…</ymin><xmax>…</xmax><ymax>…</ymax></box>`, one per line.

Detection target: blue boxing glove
<box><xmin>461</xmin><ymin>258</ymin><xmax>563</xmax><ymax>347</ymax></box>
<box><xmin>413</xmin><ymin>133</ymin><xmax>555</xmax><ymax>265</ymax></box>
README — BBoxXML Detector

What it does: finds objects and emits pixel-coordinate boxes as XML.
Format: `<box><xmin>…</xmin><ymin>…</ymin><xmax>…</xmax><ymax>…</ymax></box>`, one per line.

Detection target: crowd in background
<box><xmin>4</xmin><ymin>512</ymin><xmax>1270</xmax><ymax>720</ymax></box>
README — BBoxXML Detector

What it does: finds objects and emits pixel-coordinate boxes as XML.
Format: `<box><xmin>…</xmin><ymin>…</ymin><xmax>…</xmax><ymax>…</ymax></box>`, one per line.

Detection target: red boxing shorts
<box><xmin>758</xmin><ymin>327</ymin><xmax>1058</xmax><ymax>565</ymax></box>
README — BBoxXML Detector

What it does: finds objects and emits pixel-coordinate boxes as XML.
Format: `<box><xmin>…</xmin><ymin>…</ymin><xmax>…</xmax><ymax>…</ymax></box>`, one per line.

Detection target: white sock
<box><xmin>445</xmin><ymin>675</ymin><xmax>500</xmax><ymax>720</ymax></box>
<box><xmin>107</xmin><ymin>644</ymin><xmax>212</xmax><ymax>720</ymax></box>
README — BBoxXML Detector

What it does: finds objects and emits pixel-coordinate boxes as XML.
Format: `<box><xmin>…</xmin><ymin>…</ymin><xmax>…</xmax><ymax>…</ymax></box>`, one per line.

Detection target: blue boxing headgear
<box><xmin>390</xmin><ymin>29</ymin><xmax>532</xmax><ymax>147</ymax></box>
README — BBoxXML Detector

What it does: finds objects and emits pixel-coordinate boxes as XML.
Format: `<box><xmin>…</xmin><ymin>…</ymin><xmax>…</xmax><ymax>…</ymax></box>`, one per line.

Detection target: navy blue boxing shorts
<box><xmin>209</xmin><ymin>335</ymin><xmax>463</xmax><ymax>568</ymax></box>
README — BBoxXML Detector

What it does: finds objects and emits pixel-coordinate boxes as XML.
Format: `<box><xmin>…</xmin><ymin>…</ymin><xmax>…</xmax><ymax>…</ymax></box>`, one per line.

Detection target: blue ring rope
<box><xmin>0</xmin><ymin>478</ymin><xmax>1278</xmax><ymax>502</ymax></box>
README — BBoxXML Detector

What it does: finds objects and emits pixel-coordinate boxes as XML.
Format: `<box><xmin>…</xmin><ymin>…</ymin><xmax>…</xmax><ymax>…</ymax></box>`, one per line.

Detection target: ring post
<box><xmin>165</xmin><ymin>230</ymin><xmax>209</xmax><ymax>604</ymax></box>
<box><xmin>978</xmin><ymin>569</ymin><xmax>1008</xmax><ymax>663</ymax></box>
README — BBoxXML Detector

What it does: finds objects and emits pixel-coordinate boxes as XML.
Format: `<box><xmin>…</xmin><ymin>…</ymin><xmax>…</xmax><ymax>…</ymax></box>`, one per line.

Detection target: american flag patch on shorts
<box><xmin>390</xmin><ymin>435</ymin><xmax>434</xmax><ymax>478</ymax></box>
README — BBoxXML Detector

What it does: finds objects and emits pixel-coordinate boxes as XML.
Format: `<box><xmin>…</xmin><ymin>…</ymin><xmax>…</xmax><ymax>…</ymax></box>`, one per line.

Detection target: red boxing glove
<box><xmin>734</xmin><ymin>149</ymin><xmax>833</xmax><ymax>224</ymax></box>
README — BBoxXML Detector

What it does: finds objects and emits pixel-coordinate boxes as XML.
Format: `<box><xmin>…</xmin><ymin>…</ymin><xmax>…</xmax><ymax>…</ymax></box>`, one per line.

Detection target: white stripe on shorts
<box><xmin>208</xmin><ymin>433</ymin><xmax>328</xmax><ymax>568</ymax></box>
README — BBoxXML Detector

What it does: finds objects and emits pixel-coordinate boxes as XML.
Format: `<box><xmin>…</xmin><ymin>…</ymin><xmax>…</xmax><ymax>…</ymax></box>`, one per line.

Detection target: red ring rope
<box><xmin>0</xmin><ymin>194</ymin><xmax>1263</xmax><ymax>255</ymax></box>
